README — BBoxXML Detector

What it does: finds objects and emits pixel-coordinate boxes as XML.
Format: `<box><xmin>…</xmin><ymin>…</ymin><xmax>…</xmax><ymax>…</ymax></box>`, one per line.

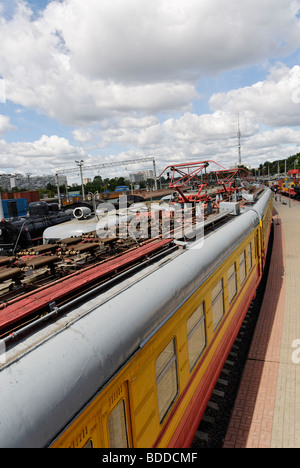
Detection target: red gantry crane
<box><xmin>159</xmin><ymin>160</ymin><xmax>227</xmax><ymax>204</ymax></box>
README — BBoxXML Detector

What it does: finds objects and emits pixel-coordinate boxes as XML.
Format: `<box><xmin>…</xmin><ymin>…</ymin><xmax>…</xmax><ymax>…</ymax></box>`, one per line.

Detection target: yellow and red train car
<box><xmin>0</xmin><ymin>188</ymin><xmax>273</xmax><ymax>448</ymax></box>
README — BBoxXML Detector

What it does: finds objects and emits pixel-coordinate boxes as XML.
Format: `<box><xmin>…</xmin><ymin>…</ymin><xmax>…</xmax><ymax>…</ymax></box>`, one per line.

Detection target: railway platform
<box><xmin>223</xmin><ymin>195</ymin><xmax>300</xmax><ymax>448</ymax></box>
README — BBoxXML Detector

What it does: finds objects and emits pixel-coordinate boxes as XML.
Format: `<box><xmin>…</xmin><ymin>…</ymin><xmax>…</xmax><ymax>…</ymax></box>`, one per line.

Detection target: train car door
<box><xmin>255</xmin><ymin>229</ymin><xmax>261</xmax><ymax>278</ymax></box>
<box><xmin>101</xmin><ymin>381</ymin><xmax>133</xmax><ymax>448</ymax></box>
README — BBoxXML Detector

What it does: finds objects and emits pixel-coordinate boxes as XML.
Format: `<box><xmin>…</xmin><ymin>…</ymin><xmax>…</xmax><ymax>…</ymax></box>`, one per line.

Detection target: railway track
<box><xmin>0</xmin><ymin>236</ymin><xmax>176</xmax><ymax>341</ymax></box>
<box><xmin>191</xmin><ymin>222</ymin><xmax>274</xmax><ymax>449</ymax></box>
<box><xmin>0</xmin><ymin>202</ymin><xmax>234</xmax><ymax>332</ymax></box>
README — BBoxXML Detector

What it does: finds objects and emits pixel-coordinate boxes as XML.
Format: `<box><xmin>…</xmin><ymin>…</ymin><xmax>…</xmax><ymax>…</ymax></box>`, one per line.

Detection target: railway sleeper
<box><xmin>201</xmin><ymin>415</ymin><xmax>216</xmax><ymax>425</ymax></box>
<box><xmin>217</xmin><ymin>378</ymin><xmax>228</xmax><ymax>387</ymax></box>
<box><xmin>225</xmin><ymin>359</ymin><xmax>235</xmax><ymax>367</ymax></box>
<box><xmin>195</xmin><ymin>431</ymin><xmax>209</xmax><ymax>443</ymax></box>
<box><xmin>207</xmin><ymin>401</ymin><xmax>219</xmax><ymax>411</ymax></box>
<box><xmin>213</xmin><ymin>389</ymin><xmax>225</xmax><ymax>398</ymax></box>
<box><xmin>220</xmin><ymin>368</ymin><xmax>231</xmax><ymax>376</ymax></box>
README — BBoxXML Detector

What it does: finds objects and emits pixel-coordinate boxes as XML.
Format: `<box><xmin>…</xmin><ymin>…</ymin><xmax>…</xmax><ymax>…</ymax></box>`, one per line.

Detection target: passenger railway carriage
<box><xmin>0</xmin><ymin>187</ymin><xmax>272</xmax><ymax>448</ymax></box>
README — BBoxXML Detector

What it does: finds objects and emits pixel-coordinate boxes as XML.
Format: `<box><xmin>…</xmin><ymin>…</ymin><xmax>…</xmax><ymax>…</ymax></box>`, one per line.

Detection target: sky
<box><xmin>1</xmin><ymin>0</ymin><xmax>300</xmax><ymax>185</ymax></box>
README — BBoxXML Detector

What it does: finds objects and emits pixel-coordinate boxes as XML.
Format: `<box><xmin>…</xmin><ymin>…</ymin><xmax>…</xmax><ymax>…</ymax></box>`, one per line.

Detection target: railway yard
<box><xmin>0</xmin><ymin>234</ymin><xmax>177</xmax><ymax>341</ymax></box>
<box><xmin>2</xmin><ymin>0</ymin><xmax>300</xmax><ymax>451</ymax></box>
<box><xmin>0</xmin><ymin>169</ymin><xmax>298</xmax><ymax>448</ymax></box>
<box><xmin>0</xmin><ymin>223</ymin><xmax>263</xmax><ymax>448</ymax></box>
<box><xmin>0</xmin><ymin>167</ymin><xmax>253</xmax><ymax>344</ymax></box>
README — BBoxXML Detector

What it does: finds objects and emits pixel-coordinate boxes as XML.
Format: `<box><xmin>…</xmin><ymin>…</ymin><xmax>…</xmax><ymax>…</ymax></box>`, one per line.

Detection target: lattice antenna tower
<box><xmin>237</xmin><ymin>112</ymin><xmax>242</xmax><ymax>166</ymax></box>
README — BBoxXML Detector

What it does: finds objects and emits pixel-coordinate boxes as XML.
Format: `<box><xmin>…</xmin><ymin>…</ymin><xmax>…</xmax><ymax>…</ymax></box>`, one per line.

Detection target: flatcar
<box><xmin>0</xmin><ymin>188</ymin><xmax>273</xmax><ymax>448</ymax></box>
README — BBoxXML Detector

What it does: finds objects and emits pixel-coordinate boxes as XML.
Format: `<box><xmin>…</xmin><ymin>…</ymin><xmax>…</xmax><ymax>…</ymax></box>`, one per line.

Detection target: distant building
<box><xmin>0</xmin><ymin>174</ymin><xmax>13</xmax><ymax>191</ymax></box>
<box><xmin>0</xmin><ymin>173</ymin><xmax>67</xmax><ymax>191</ymax></box>
<box><xmin>129</xmin><ymin>172</ymin><xmax>145</xmax><ymax>183</ymax></box>
<box><xmin>143</xmin><ymin>169</ymin><xmax>154</xmax><ymax>180</ymax></box>
<box><xmin>83</xmin><ymin>178</ymin><xmax>92</xmax><ymax>184</ymax></box>
<box><xmin>129</xmin><ymin>170</ymin><xmax>154</xmax><ymax>183</ymax></box>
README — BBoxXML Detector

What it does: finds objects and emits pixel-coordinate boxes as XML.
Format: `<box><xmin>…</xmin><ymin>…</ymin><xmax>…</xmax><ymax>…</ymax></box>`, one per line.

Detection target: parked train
<box><xmin>0</xmin><ymin>201</ymin><xmax>73</xmax><ymax>254</ymax></box>
<box><xmin>269</xmin><ymin>170</ymin><xmax>300</xmax><ymax>200</ymax></box>
<box><xmin>0</xmin><ymin>187</ymin><xmax>273</xmax><ymax>448</ymax></box>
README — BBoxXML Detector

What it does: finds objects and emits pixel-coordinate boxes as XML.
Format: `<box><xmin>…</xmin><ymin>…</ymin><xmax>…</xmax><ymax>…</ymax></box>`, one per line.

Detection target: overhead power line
<box><xmin>55</xmin><ymin>157</ymin><xmax>158</xmax><ymax>206</ymax></box>
<box><xmin>55</xmin><ymin>157</ymin><xmax>156</xmax><ymax>175</ymax></box>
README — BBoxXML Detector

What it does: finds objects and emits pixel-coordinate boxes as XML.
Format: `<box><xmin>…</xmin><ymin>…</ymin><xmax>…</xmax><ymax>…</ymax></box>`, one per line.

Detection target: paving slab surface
<box><xmin>223</xmin><ymin>196</ymin><xmax>300</xmax><ymax>448</ymax></box>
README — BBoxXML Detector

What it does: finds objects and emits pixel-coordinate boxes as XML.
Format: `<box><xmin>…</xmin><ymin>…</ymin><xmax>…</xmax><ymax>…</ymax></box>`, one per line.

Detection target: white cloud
<box><xmin>1</xmin><ymin>0</ymin><xmax>300</xmax><ymax>175</ymax></box>
<box><xmin>0</xmin><ymin>0</ymin><xmax>300</xmax><ymax>126</ymax></box>
<box><xmin>88</xmin><ymin>110</ymin><xmax>300</xmax><ymax>170</ymax></box>
<box><xmin>0</xmin><ymin>115</ymin><xmax>16</xmax><ymax>135</ymax></box>
<box><xmin>1</xmin><ymin>122</ymin><xmax>300</xmax><ymax>178</ymax></box>
<box><xmin>210</xmin><ymin>64</ymin><xmax>300</xmax><ymax>127</ymax></box>
<box><xmin>163</xmin><ymin>111</ymin><xmax>259</xmax><ymax>142</ymax></box>
<box><xmin>72</xmin><ymin>128</ymin><xmax>96</xmax><ymax>144</ymax></box>
<box><xmin>55</xmin><ymin>0</ymin><xmax>300</xmax><ymax>81</ymax></box>
<box><xmin>0</xmin><ymin>134</ymin><xmax>87</xmax><ymax>173</ymax></box>
<box><xmin>247</xmin><ymin>127</ymin><xmax>300</xmax><ymax>150</ymax></box>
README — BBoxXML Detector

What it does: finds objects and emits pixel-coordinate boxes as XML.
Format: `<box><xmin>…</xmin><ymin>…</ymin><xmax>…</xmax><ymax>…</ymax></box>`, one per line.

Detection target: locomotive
<box><xmin>0</xmin><ymin>201</ymin><xmax>72</xmax><ymax>254</ymax></box>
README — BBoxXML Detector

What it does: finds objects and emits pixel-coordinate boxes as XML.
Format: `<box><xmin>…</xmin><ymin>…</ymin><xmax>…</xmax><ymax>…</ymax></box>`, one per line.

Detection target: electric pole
<box><xmin>75</xmin><ymin>160</ymin><xmax>85</xmax><ymax>199</ymax></box>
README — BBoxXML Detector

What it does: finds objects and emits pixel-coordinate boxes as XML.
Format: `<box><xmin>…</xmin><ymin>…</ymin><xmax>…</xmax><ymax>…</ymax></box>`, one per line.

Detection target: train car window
<box><xmin>212</xmin><ymin>279</ymin><xmax>224</xmax><ymax>330</ymax></box>
<box><xmin>82</xmin><ymin>439</ymin><xmax>93</xmax><ymax>448</ymax></box>
<box><xmin>228</xmin><ymin>262</ymin><xmax>237</xmax><ymax>304</ymax></box>
<box><xmin>187</xmin><ymin>302</ymin><xmax>206</xmax><ymax>371</ymax></box>
<box><xmin>155</xmin><ymin>339</ymin><xmax>178</xmax><ymax>423</ymax></box>
<box><xmin>108</xmin><ymin>400</ymin><xmax>129</xmax><ymax>448</ymax></box>
<box><xmin>239</xmin><ymin>251</ymin><xmax>246</xmax><ymax>285</ymax></box>
<box><xmin>247</xmin><ymin>243</ymin><xmax>252</xmax><ymax>271</ymax></box>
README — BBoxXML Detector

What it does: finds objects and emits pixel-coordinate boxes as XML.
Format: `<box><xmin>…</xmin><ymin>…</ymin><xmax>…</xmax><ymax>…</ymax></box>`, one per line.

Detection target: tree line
<box><xmin>256</xmin><ymin>152</ymin><xmax>300</xmax><ymax>177</ymax></box>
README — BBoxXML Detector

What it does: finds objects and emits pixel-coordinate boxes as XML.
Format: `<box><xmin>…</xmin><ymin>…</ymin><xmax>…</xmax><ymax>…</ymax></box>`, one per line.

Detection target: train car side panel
<box><xmin>52</xmin><ymin>378</ymin><xmax>134</xmax><ymax>448</ymax></box>
<box><xmin>154</xmin><ymin>231</ymin><xmax>260</xmax><ymax>447</ymax></box>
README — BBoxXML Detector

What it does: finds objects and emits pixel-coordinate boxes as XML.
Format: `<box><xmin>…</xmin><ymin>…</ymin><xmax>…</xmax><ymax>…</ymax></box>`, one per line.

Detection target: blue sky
<box><xmin>1</xmin><ymin>0</ymin><xmax>300</xmax><ymax>184</ymax></box>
